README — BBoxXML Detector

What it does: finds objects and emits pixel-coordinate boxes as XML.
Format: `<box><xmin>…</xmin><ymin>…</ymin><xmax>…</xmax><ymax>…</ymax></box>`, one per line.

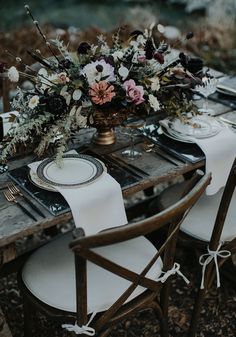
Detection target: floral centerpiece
<box><xmin>0</xmin><ymin>5</ymin><xmax>205</xmax><ymax>162</ymax></box>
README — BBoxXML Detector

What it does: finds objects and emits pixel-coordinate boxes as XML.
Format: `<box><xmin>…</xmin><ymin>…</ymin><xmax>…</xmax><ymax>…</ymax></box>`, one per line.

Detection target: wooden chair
<box><xmin>0</xmin><ymin>73</ymin><xmax>10</xmax><ymax>113</ymax></box>
<box><xmin>149</xmin><ymin>159</ymin><xmax>236</xmax><ymax>337</ymax></box>
<box><xmin>17</xmin><ymin>173</ymin><xmax>211</xmax><ymax>337</ymax></box>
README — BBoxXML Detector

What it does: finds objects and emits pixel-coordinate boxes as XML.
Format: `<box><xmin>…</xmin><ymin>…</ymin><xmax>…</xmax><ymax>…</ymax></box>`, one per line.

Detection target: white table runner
<box><xmin>193</xmin><ymin>127</ymin><xmax>236</xmax><ymax>195</ymax></box>
<box><xmin>160</xmin><ymin>118</ymin><xmax>236</xmax><ymax>195</ymax></box>
<box><xmin>29</xmin><ymin>151</ymin><xmax>127</xmax><ymax>235</ymax></box>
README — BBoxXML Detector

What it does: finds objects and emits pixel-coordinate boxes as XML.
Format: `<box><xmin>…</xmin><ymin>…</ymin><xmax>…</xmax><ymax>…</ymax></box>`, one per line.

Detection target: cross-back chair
<box><xmin>149</xmin><ymin>158</ymin><xmax>236</xmax><ymax>337</ymax></box>
<box><xmin>18</xmin><ymin>172</ymin><xmax>211</xmax><ymax>337</ymax></box>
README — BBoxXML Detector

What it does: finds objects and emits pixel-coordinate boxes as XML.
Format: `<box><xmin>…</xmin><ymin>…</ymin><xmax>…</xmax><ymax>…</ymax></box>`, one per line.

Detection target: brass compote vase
<box><xmin>91</xmin><ymin>108</ymin><xmax>129</xmax><ymax>145</ymax></box>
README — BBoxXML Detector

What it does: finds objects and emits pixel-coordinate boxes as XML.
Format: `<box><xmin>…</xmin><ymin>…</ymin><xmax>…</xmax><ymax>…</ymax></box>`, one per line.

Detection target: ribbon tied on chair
<box><xmin>62</xmin><ymin>311</ymin><xmax>96</xmax><ymax>335</ymax></box>
<box><xmin>156</xmin><ymin>262</ymin><xmax>190</xmax><ymax>284</ymax></box>
<box><xmin>199</xmin><ymin>242</ymin><xmax>231</xmax><ymax>289</ymax></box>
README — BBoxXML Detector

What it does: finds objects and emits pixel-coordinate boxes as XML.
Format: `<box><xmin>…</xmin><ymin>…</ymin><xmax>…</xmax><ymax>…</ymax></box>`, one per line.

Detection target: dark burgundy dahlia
<box><xmin>43</xmin><ymin>94</ymin><xmax>68</xmax><ymax>118</ymax></box>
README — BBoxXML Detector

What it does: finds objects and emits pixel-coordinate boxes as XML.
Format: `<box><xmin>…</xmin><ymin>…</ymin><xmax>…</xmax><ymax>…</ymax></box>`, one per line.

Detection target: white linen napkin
<box><xmin>160</xmin><ymin>119</ymin><xmax>236</xmax><ymax>195</ymax></box>
<box><xmin>28</xmin><ymin>151</ymin><xmax>127</xmax><ymax>235</ymax></box>
<box><xmin>192</xmin><ymin>127</ymin><xmax>236</xmax><ymax>195</ymax></box>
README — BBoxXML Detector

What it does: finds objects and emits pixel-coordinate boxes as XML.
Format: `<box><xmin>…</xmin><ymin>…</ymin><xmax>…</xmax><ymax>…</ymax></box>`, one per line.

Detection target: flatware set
<box><xmin>3</xmin><ymin>189</ymin><xmax>37</xmax><ymax>221</ymax></box>
<box><xmin>3</xmin><ymin>182</ymin><xmax>46</xmax><ymax>221</ymax></box>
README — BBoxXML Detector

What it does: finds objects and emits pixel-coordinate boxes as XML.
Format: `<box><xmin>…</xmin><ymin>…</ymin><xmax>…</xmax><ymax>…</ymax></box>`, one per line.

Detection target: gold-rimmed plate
<box><xmin>36</xmin><ymin>154</ymin><xmax>105</xmax><ymax>188</ymax></box>
<box><xmin>29</xmin><ymin>170</ymin><xmax>57</xmax><ymax>192</ymax></box>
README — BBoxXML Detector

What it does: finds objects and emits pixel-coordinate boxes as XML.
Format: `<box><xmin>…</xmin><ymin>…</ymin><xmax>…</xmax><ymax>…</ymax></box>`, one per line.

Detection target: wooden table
<box><xmin>0</xmin><ymin>99</ymin><xmax>235</xmax><ymax>336</ymax></box>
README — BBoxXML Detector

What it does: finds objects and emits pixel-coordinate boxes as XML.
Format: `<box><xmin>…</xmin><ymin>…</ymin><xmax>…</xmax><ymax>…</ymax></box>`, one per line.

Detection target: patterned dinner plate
<box><xmin>36</xmin><ymin>154</ymin><xmax>105</xmax><ymax>188</ymax></box>
<box><xmin>29</xmin><ymin>170</ymin><xmax>57</xmax><ymax>192</ymax></box>
<box><xmin>169</xmin><ymin>116</ymin><xmax>224</xmax><ymax>139</ymax></box>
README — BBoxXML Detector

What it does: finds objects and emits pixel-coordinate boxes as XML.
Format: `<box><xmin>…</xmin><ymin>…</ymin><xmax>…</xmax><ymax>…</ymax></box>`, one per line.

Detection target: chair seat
<box><xmin>22</xmin><ymin>232</ymin><xmax>163</xmax><ymax>314</ymax></box>
<box><xmin>158</xmin><ymin>183</ymin><xmax>236</xmax><ymax>242</ymax></box>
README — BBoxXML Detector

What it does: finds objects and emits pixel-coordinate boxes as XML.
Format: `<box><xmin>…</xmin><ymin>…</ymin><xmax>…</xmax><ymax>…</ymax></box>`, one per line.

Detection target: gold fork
<box><xmin>8</xmin><ymin>182</ymin><xmax>45</xmax><ymax>218</ymax></box>
<box><xmin>4</xmin><ymin>190</ymin><xmax>37</xmax><ymax>221</ymax></box>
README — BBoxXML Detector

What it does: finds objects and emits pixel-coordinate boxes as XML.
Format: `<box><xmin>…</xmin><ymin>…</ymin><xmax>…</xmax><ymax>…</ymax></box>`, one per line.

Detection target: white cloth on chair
<box><xmin>22</xmin><ymin>232</ymin><xmax>163</xmax><ymax>313</ymax></box>
<box><xmin>180</xmin><ymin>187</ymin><xmax>236</xmax><ymax>242</ymax></box>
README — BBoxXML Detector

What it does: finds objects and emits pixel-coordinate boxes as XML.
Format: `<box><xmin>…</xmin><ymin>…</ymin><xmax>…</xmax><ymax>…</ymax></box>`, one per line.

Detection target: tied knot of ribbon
<box><xmin>156</xmin><ymin>262</ymin><xmax>190</xmax><ymax>284</ymax></box>
<box><xmin>199</xmin><ymin>243</ymin><xmax>231</xmax><ymax>289</ymax></box>
<box><xmin>62</xmin><ymin>311</ymin><xmax>96</xmax><ymax>335</ymax></box>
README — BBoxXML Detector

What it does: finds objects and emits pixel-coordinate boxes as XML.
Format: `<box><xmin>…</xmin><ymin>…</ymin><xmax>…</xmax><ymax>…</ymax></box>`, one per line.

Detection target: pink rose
<box><xmin>123</xmin><ymin>79</ymin><xmax>145</xmax><ymax>105</ymax></box>
<box><xmin>137</xmin><ymin>55</ymin><xmax>146</xmax><ymax>63</ymax></box>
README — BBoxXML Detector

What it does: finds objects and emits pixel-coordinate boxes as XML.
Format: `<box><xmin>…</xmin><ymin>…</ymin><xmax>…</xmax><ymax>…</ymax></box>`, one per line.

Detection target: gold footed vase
<box><xmin>92</xmin><ymin>109</ymin><xmax>129</xmax><ymax>146</ymax></box>
<box><xmin>92</xmin><ymin>126</ymin><xmax>116</xmax><ymax>145</ymax></box>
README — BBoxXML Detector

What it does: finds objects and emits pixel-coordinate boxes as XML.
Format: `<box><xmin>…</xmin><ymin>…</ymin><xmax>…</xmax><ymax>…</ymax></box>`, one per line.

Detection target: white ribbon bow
<box><xmin>156</xmin><ymin>262</ymin><xmax>190</xmax><ymax>284</ymax></box>
<box><xmin>62</xmin><ymin>311</ymin><xmax>96</xmax><ymax>335</ymax></box>
<box><xmin>199</xmin><ymin>243</ymin><xmax>231</xmax><ymax>289</ymax></box>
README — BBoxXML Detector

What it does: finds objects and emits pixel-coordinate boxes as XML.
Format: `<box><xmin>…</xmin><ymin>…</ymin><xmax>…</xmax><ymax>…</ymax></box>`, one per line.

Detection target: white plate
<box><xmin>29</xmin><ymin>170</ymin><xmax>57</xmax><ymax>192</ymax></box>
<box><xmin>37</xmin><ymin>154</ymin><xmax>105</xmax><ymax>188</ymax></box>
<box><xmin>216</xmin><ymin>87</ymin><xmax>236</xmax><ymax>97</ymax></box>
<box><xmin>160</xmin><ymin>126</ymin><xmax>194</xmax><ymax>143</ymax></box>
<box><xmin>169</xmin><ymin>116</ymin><xmax>223</xmax><ymax>139</ymax></box>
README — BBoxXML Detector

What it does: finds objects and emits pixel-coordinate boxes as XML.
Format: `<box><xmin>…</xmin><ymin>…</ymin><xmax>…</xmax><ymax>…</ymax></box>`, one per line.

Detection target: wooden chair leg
<box><xmin>189</xmin><ymin>261</ymin><xmax>218</xmax><ymax>337</ymax></box>
<box><xmin>159</xmin><ymin>281</ymin><xmax>171</xmax><ymax>337</ymax></box>
<box><xmin>22</xmin><ymin>295</ymin><xmax>34</xmax><ymax>337</ymax></box>
<box><xmin>188</xmin><ymin>287</ymin><xmax>206</xmax><ymax>337</ymax></box>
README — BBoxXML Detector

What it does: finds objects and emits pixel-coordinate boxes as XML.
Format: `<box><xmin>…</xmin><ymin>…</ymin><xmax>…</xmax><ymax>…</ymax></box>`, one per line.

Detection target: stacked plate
<box><xmin>29</xmin><ymin>154</ymin><xmax>106</xmax><ymax>192</ymax></box>
<box><xmin>159</xmin><ymin>115</ymin><xmax>225</xmax><ymax>143</ymax></box>
<box><xmin>216</xmin><ymin>76</ymin><xmax>236</xmax><ymax>97</ymax></box>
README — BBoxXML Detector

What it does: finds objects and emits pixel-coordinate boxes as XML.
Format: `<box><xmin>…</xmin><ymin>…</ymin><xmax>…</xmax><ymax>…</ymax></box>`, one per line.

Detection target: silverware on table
<box><xmin>219</xmin><ymin>117</ymin><xmax>236</xmax><ymax>128</ymax></box>
<box><xmin>7</xmin><ymin>182</ymin><xmax>46</xmax><ymax>218</ymax></box>
<box><xmin>3</xmin><ymin>190</ymin><xmax>37</xmax><ymax>221</ymax></box>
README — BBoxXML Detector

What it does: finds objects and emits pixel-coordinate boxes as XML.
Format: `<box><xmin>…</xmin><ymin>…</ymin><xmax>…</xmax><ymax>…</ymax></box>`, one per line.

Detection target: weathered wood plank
<box><xmin>0</xmin><ymin>244</ymin><xmax>16</xmax><ymax>265</ymax></box>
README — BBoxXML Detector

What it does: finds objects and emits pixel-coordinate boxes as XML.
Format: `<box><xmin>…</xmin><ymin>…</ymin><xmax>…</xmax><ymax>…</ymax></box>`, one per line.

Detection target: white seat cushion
<box><xmin>22</xmin><ymin>232</ymin><xmax>163</xmax><ymax>314</ymax></box>
<box><xmin>181</xmin><ymin>188</ymin><xmax>236</xmax><ymax>242</ymax></box>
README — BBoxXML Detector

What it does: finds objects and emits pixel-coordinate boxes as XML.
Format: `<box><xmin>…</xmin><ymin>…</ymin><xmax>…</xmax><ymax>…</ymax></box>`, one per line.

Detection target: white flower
<box><xmin>112</xmin><ymin>51</ymin><xmax>124</xmax><ymax>62</ymax></box>
<box><xmin>28</xmin><ymin>95</ymin><xmax>39</xmax><ymax>109</ymax></box>
<box><xmin>81</xmin><ymin>59</ymin><xmax>115</xmax><ymax>85</ymax></box>
<box><xmin>72</xmin><ymin>89</ymin><xmax>82</xmax><ymax>101</ymax></box>
<box><xmin>57</xmin><ymin>72</ymin><xmax>70</xmax><ymax>84</ymax></box>
<box><xmin>118</xmin><ymin>65</ymin><xmax>129</xmax><ymax>81</ymax></box>
<box><xmin>8</xmin><ymin>66</ymin><xmax>19</xmax><ymax>82</ymax></box>
<box><xmin>148</xmin><ymin>94</ymin><xmax>160</xmax><ymax>111</ymax></box>
<box><xmin>150</xmin><ymin>77</ymin><xmax>160</xmax><ymax>92</ymax></box>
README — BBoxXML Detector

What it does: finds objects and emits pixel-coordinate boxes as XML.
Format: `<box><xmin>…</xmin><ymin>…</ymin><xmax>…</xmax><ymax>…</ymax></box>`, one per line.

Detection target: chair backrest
<box><xmin>209</xmin><ymin>157</ymin><xmax>236</xmax><ymax>251</ymax></box>
<box><xmin>69</xmin><ymin>172</ymin><xmax>211</xmax><ymax>331</ymax></box>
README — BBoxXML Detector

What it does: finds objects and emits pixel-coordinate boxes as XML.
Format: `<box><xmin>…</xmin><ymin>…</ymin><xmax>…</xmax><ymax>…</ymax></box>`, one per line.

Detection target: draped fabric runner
<box><xmin>29</xmin><ymin>151</ymin><xmax>127</xmax><ymax>235</ymax></box>
<box><xmin>160</xmin><ymin>118</ymin><xmax>236</xmax><ymax>195</ymax></box>
<box><xmin>199</xmin><ymin>243</ymin><xmax>231</xmax><ymax>289</ymax></box>
<box><xmin>192</xmin><ymin>127</ymin><xmax>236</xmax><ymax>195</ymax></box>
